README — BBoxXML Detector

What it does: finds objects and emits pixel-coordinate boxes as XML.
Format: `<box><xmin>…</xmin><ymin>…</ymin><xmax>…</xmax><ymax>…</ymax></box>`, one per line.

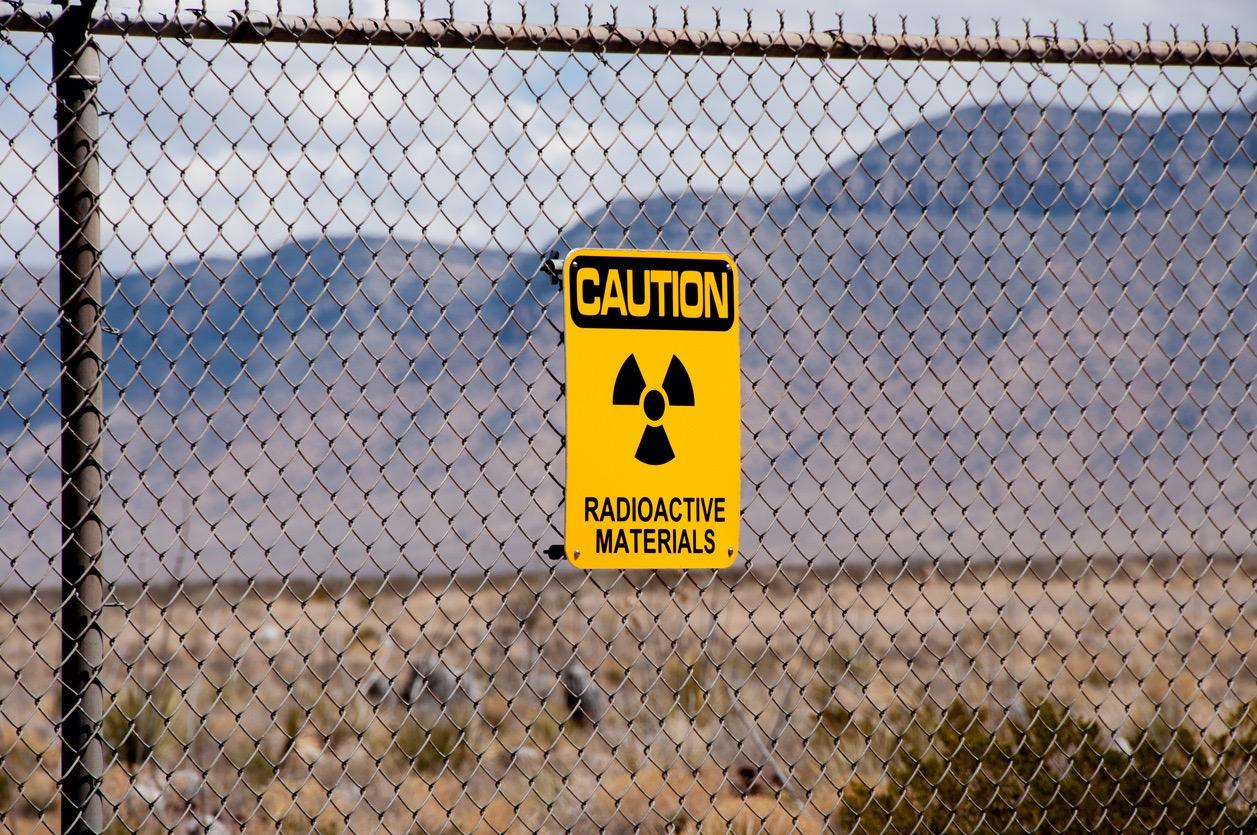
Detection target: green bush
<box><xmin>102</xmin><ymin>679</ymin><xmax>182</xmax><ymax>771</ymax></box>
<box><xmin>839</xmin><ymin>699</ymin><xmax>1256</xmax><ymax>834</ymax></box>
<box><xmin>392</xmin><ymin>717</ymin><xmax>472</xmax><ymax>779</ymax></box>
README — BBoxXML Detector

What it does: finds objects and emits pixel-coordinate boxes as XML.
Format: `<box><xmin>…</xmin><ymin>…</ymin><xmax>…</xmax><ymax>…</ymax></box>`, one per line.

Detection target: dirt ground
<box><xmin>1</xmin><ymin>556</ymin><xmax>1254</xmax><ymax>833</ymax></box>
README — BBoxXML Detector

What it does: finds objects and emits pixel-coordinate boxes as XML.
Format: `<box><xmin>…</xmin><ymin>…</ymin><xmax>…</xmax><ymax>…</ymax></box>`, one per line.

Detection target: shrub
<box><xmin>102</xmin><ymin>679</ymin><xmax>182</xmax><ymax>771</ymax></box>
<box><xmin>392</xmin><ymin>717</ymin><xmax>472</xmax><ymax>779</ymax></box>
<box><xmin>838</xmin><ymin>698</ymin><xmax>1255</xmax><ymax>834</ymax></box>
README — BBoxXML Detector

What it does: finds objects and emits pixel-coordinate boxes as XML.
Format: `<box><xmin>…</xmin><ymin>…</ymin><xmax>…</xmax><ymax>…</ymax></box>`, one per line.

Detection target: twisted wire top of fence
<box><xmin>4</xmin><ymin>4</ymin><xmax>1257</xmax><ymax>65</ymax></box>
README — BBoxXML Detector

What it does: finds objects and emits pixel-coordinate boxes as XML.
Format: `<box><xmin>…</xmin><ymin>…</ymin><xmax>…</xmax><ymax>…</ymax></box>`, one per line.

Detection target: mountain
<box><xmin>804</xmin><ymin>101</ymin><xmax>1257</xmax><ymax>219</ymax></box>
<box><xmin>0</xmin><ymin>239</ymin><xmax>558</xmax><ymax>585</ymax></box>
<box><xmin>3</xmin><ymin>96</ymin><xmax>1256</xmax><ymax>584</ymax></box>
<box><xmin>556</xmin><ymin>99</ymin><xmax>1257</xmax><ymax>570</ymax></box>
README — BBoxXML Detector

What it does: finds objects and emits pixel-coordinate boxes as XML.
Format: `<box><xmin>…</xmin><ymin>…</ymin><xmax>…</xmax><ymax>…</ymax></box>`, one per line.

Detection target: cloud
<box><xmin>4</xmin><ymin>2</ymin><xmax>1254</xmax><ymax>272</ymax></box>
<box><xmin>5</xmin><ymin>4</ymin><xmax>1253</xmax><ymax>262</ymax></box>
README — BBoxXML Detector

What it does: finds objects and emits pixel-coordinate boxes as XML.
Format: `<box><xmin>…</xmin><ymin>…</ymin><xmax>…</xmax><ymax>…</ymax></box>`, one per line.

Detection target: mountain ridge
<box><xmin>2</xmin><ymin>93</ymin><xmax>1256</xmax><ymax>582</ymax></box>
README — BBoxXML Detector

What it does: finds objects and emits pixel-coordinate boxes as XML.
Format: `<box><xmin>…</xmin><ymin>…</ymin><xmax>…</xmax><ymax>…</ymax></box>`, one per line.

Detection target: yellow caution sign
<box><xmin>563</xmin><ymin>249</ymin><xmax>740</xmax><ymax>569</ymax></box>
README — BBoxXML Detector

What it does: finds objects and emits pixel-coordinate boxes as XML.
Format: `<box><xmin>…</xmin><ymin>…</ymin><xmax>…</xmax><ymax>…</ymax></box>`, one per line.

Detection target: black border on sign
<box><xmin>568</xmin><ymin>253</ymin><xmax>736</xmax><ymax>332</ymax></box>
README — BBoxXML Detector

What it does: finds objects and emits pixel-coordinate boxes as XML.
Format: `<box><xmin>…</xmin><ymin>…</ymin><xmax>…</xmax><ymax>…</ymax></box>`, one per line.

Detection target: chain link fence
<box><xmin>3</xmin><ymin>3</ymin><xmax>1257</xmax><ymax>832</ymax></box>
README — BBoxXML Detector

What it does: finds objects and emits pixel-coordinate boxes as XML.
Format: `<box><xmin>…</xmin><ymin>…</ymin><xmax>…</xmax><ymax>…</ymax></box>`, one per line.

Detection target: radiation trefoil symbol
<box><xmin>613</xmin><ymin>354</ymin><xmax>694</xmax><ymax>465</ymax></box>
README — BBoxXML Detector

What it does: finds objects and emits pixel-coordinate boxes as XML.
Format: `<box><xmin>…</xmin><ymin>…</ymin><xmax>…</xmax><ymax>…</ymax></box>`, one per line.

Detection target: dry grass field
<box><xmin>1</xmin><ymin>557</ymin><xmax>1255</xmax><ymax>833</ymax></box>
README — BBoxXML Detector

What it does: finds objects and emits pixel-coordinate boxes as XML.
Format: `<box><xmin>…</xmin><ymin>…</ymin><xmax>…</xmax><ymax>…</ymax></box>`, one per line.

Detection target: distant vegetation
<box><xmin>1</xmin><ymin>570</ymin><xmax>1254</xmax><ymax>833</ymax></box>
<box><xmin>837</xmin><ymin>698</ymin><xmax>1257</xmax><ymax>835</ymax></box>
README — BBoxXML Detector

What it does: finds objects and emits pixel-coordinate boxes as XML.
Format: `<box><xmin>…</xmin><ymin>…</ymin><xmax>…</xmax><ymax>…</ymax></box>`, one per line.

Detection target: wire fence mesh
<box><xmin>2</xmin><ymin>4</ymin><xmax>1257</xmax><ymax>833</ymax></box>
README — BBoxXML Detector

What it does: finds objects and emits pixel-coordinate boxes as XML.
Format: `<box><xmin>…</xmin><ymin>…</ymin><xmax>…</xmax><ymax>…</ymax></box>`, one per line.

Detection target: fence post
<box><xmin>53</xmin><ymin>3</ymin><xmax>106</xmax><ymax>833</ymax></box>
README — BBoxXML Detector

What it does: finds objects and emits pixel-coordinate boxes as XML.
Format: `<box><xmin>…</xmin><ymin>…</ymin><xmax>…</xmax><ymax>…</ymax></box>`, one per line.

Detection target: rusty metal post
<box><xmin>53</xmin><ymin>3</ymin><xmax>105</xmax><ymax>833</ymax></box>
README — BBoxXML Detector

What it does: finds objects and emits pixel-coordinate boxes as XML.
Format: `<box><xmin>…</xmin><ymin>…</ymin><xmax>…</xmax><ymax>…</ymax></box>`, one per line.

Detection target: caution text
<box><xmin>568</xmin><ymin>254</ymin><xmax>736</xmax><ymax>331</ymax></box>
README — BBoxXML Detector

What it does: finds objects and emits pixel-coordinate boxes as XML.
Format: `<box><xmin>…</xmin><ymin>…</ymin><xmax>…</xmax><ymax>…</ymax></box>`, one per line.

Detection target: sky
<box><xmin>4</xmin><ymin>0</ymin><xmax>1256</xmax><ymax>272</ymax></box>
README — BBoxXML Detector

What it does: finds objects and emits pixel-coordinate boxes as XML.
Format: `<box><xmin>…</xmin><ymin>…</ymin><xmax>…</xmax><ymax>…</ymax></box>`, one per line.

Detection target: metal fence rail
<box><xmin>2</xmin><ymin>4</ymin><xmax>1257</xmax><ymax>833</ymax></box>
<box><xmin>4</xmin><ymin>7</ymin><xmax>1257</xmax><ymax>65</ymax></box>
